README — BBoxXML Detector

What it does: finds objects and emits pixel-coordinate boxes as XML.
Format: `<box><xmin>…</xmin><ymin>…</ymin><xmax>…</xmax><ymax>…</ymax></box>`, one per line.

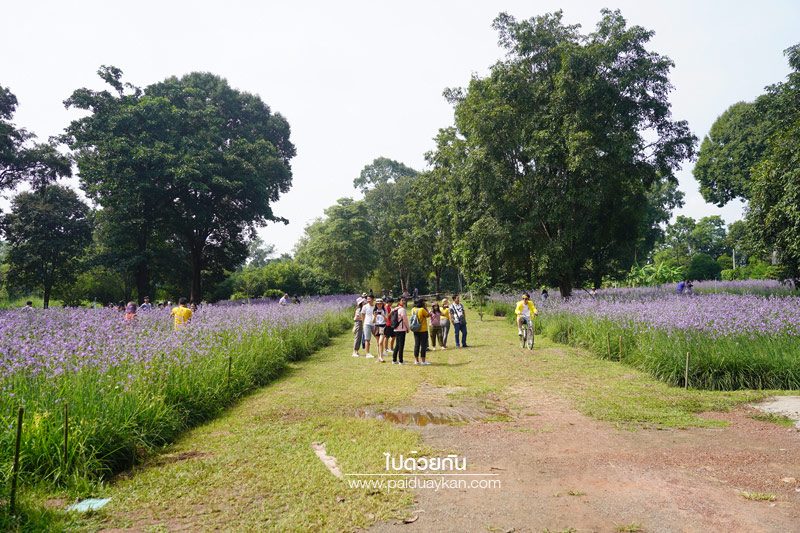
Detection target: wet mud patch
<box><xmin>356</xmin><ymin>382</ymin><xmax>511</xmax><ymax>426</ymax></box>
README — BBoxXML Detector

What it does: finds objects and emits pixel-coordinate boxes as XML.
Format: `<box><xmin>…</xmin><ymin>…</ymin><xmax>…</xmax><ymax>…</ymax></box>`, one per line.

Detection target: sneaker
<box><xmin>378</xmin><ymin>358</ymin><xmax>386</xmax><ymax>363</ymax></box>
<box><xmin>414</xmin><ymin>361</ymin><xmax>420</xmax><ymax>365</ymax></box>
<box><xmin>398</xmin><ymin>361</ymin><xmax>404</xmax><ymax>365</ymax></box>
<box><xmin>365</xmin><ymin>354</ymin><xmax>374</xmax><ymax>359</ymax></box>
<box><xmin>518</xmin><ymin>330</ymin><xmax>523</xmax><ymax>336</ymax></box>
<box><xmin>430</xmin><ymin>347</ymin><xmax>436</xmax><ymax>351</ymax></box>
<box><xmin>392</xmin><ymin>361</ymin><xmax>398</xmax><ymax>365</ymax></box>
<box><xmin>352</xmin><ymin>352</ymin><xmax>360</xmax><ymax>357</ymax></box>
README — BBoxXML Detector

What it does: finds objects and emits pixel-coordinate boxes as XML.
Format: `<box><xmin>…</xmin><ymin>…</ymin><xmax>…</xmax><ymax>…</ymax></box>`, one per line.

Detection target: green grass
<box><xmin>14</xmin><ymin>314</ymin><xmax>792</xmax><ymax>530</ymax></box>
<box><xmin>740</xmin><ymin>491</ymin><xmax>776</xmax><ymax>501</ymax></box>
<box><xmin>749</xmin><ymin>412</ymin><xmax>797</xmax><ymax>427</ymax></box>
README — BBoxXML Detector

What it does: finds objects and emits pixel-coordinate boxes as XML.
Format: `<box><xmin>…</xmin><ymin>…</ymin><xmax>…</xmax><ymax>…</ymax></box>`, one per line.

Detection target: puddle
<box><xmin>356</xmin><ymin>407</ymin><xmax>478</xmax><ymax>426</ymax></box>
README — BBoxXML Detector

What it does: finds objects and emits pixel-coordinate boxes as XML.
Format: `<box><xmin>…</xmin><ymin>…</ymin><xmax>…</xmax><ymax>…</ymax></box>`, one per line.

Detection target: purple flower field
<box><xmin>0</xmin><ymin>295</ymin><xmax>353</xmax><ymax>381</ymax></box>
<box><xmin>496</xmin><ymin>282</ymin><xmax>800</xmax><ymax>390</ymax></box>
<box><xmin>499</xmin><ymin>284</ymin><xmax>800</xmax><ymax>338</ymax></box>
<box><xmin>1</xmin><ymin>295</ymin><xmax>353</xmax><ymax>487</ymax></box>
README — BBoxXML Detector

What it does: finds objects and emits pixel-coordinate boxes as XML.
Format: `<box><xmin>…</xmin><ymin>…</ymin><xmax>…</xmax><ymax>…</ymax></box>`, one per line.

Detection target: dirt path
<box><xmin>371</xmin><ymin>387</ymin><xmax>800</xmax><ymax>533</ymax></box>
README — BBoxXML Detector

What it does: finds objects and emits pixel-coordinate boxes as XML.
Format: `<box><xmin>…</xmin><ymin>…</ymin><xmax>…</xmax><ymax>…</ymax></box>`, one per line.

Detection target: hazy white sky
<box><xmin>3</xmin><ymin>0</ymin><xmax>798</xmax><ymax>253</ymax></box>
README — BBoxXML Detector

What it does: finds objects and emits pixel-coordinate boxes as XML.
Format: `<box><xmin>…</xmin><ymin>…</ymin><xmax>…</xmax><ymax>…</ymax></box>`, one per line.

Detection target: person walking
<box><xmin>390</xmin><ymin>296</ymin><xmax>409</xmax><ymax>364</ymax></box>
<box><xmin>410</xmin><ymin>298</ymin><xmax>430</xmax><ymax>365</ymax></box>
<box><xmin>440</xmin><ymin>298</ymin><xmax>451</xmax><ymax>349</ymax></box>
<box><xmin>352</xmin><ymin>297</ymin><xmax>365</xmax><ymax>357</ymax></box>
<box><xmin>384</xmin><ymin>297</ymin><xmax>396</xmax><ymax>355</ymax></box>
<box><xmin>449</xmin><ymin>295</ymin><xmax>468</xmax><ymax>348</ymax></box>
<box><xmin>360</xmin><ymin>295</ymin><xmax>375</xmax><ymax>358</ymax></box>
<box><xmin>428</xmin><ymin>302</ymin><xmax>444</xmax><ymax>351</ymax></box>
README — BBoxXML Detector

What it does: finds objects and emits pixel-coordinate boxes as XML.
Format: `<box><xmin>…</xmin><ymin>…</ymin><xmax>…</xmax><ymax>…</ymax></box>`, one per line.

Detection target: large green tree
<box><xmin>748</xmin><ymin>44</ymin><xmax>800</xmax><ymax>282</ymax></box>
<box><xmin>693</xmin><ymin>100</ymin><xmax>772</xmax><ymax>206</ymax></box>
<box><xmin>65</xmin><ymin>67</ymin><xmax>295</xmax><ymax>302</ymax></box>
<box><xmin>294</xmin><ymin>197</ymin><xmax>374</xmax><ymax>287</ymax></box>
<box><xmin>1</xmin><ymin>185</ymin><xmax>92</xmax><ymax>307</ymax></box>
<box><xmin>430</xmin><ymin>10</ymin><xmax>695</xmax><ymax>296</ymax></box>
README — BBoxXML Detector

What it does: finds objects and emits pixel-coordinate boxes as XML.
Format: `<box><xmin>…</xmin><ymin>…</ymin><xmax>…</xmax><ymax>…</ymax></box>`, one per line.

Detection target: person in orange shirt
<box><xmin>170</xmin><ymin>297</ymin><xmax>193</xmax><ymax>330</ymax></box>
<box><xmin>410</xmin><ymin>299</ymin><xmax>431</xmax><ymax>365</ymax></box>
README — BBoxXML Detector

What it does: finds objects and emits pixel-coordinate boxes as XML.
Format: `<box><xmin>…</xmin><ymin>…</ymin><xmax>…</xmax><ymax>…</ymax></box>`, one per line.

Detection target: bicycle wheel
<box><xmin>527</xmin><ymin>326</ymin><xmax>534</xmax><ymax>350</ymax></box>
<box><xmin>520</xmin><ymin>328</ymin><xmax>526</xmax><ymax>349</ymax></box>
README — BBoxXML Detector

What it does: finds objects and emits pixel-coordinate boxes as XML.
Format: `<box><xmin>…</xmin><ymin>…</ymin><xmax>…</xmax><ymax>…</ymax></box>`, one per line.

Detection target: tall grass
<box><xmin>0</xmin><ymin>309</ymin><xmax>351</xmax><ymax>498</ymax></box>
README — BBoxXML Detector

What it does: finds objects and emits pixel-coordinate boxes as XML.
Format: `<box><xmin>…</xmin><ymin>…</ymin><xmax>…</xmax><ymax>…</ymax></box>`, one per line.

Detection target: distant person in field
<box><xmin>676</xmin><ymin>280</ymin><xmax>686</xmax><ymax>294</ymax></box>
<box><xmin>23</xmin><ymin>301</ymin><xmax>34</xmax><ymax>310</ymax></box>
<box><xmin>352</xmin><ymin>297</ymin><xmax>365</xmax><ymax>357</ymax></box>
<box><xmin>124</xmin><ymin>301</ymin><xmax>137</xmax><ymax>321</ymax></box>
<box><xmin>410</xmin><ymin>298</ymin><xmax>430</xmax><ymax>365</ymax></box>
<box><xmin>390</xmin><ymin>296</ymin><xmax>409</xmax><ymax>364</ymax></box>
<box><xmin>449</xmin><ymin>295</ymin><xmax>468</xmax><ymax>348</ymax></box>
<box><xmin>440</xmin><ymin>298</ymin><xmax>451</xmax><ymax>349</ymax></box>
<box><xmin>139</xmin><ymin>296</ymin><xmax>153</xmax><ymax>311</ymax></box>
<box><xmin>170</xmin><ymin>297</ymin><xmax>193</xmax><ymax>330</ymax></box>
<box><xmin>541</xmin><ymin>288</ymin><xmax>549</xmax><ymax>301</ymax></box>
<box><xmin>279</xmin><ymin>293</ymin><xmax>289</xmax><ymax>306</ymax></box>
<box><xmin>428</xmin><ymin>302</ymin><xmax>444</xmax><ymax>350</ymax></box>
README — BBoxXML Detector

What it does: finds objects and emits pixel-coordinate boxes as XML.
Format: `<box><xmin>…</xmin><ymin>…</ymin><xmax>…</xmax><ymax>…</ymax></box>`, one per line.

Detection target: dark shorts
<box><xmin>384</xmin><ymin>324</ymin><xmax>395</xmax><ymax>338</ymax></box>
<box><xmin>373</xmin><ymin>325</ymin><xmax>386</xmax><ymax>337</ymax></box>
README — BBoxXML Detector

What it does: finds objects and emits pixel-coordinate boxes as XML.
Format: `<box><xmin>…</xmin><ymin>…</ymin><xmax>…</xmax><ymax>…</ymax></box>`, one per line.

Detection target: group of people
<box><xmin>352</xmin><ymin>293</ymin><xmax>468</xmax><ymax>365</ymax></box>
<box><xmin>115</xmin><ymin>296</ymin><xmax>195</xmax><ymax>329</ymax></box>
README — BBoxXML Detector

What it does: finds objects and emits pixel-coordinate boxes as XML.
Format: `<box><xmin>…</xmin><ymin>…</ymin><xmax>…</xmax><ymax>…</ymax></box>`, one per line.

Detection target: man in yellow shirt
<box><xmin>171</xmin><ymin>297</ymin><xmax>193</xmax><ymax>330</ymax></box>
<box><xmin>410</xmin><ymin>299</ymin><xmax>430</xmax><ymax>365</ymax></box>
<box><xmin>515</xmin><ymin>293</ymin><xmax>538</xmax><ymax>336</ymax></box>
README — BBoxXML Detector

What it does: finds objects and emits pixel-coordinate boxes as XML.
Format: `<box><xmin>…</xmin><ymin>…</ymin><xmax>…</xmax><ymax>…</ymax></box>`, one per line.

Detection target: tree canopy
<box><xmin>65</xmin><ymin>67</ymin><xmax>296</xmax><ymax>302</ymax></box>
<box><xmin>427</xmin><ymin>9</ymin><xmax>696</xmax><ymax>295</ymax></box>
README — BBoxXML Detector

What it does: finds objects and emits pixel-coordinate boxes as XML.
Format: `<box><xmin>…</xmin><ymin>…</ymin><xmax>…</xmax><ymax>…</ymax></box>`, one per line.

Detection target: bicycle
<box><xmin>520</xmin><ymin>316</ymin><xmax>534</xmax><ymax>350</ymax></box>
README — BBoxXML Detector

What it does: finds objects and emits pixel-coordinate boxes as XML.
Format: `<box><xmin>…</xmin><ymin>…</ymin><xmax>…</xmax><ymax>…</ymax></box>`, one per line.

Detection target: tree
<box><xmin>685</xmin><ymin>253</ymin><xmax>722</xmax><ymax>281</ymax></box>
<box><xmin>691</xmin><ymin>216</ymin><xmax>727</xmax><ymax>259</ymax></box>
<box><xmin>1</xmin><ymin>186</ymin><xmax>92</xmax><ymax>307</ymax></box>
<box><xmin>748</xmin><ymin>44</ymin><xmax>800</xmax><ymax>283</ymax></box>
<box><xmin>355</xmin><ymin>157</ymin><xmax>422</xmax><ymax>292</ymax></box>
<box><xmin>246</xmin><ymin>236</ymin><xmax>276</xmax><ymax>268</ymax></box>
<box><xmin>294</xmin><ymin>198</ymin><xmax>374</xmax><ymax>287</ymax></box>
<box><xmin>65</xmin><ymin>67</ymin><xmax>296</xmax><ymax>302</ymax></box>
<box><xmin>693</xmin><ymin>100</ymin><xmax>773</xmax><ymax>206</ymax></box>
<box><xmin>432</xmin><ymin>10</ymin><xmax>695</xmax><ymax>296</ymax></box>
<box><xmin>1</xmin><ymin>84</ymin><xmax>71</xmax><ymax>190</ymax></box>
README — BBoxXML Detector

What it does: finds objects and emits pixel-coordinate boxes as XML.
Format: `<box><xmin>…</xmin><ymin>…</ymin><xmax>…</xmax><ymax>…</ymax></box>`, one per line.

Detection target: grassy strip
<box><xmin>1</xmin><ymin>311</ymin><xmax>350</xmax><ymax>522</ymax></box>
<box><xmin>489</xmin><ymin>301</ymin><xmax>800</xmax><ymax>390</ymax></box>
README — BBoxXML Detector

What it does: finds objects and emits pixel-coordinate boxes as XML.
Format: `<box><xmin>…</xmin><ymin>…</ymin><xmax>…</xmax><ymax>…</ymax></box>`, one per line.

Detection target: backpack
<box><xmin>409</xmin><ymin>309</ymin><xmax>421</xmax><ymax>332</ymax></box>
<box><xmin>390</xmin><ymin>308</ymin><xmax>400</xmax><ymax>328</ymax></box>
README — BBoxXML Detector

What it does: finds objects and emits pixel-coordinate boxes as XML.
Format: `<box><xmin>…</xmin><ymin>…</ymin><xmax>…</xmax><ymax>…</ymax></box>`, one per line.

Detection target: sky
<box><xmin>2</xmin><ymin>0</ymin><xmax>798</xmax><ymax>254</ymax></box>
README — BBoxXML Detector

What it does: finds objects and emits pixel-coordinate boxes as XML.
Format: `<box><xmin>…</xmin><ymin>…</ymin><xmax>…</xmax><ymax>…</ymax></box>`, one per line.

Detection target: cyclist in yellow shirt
<box><xmin>515</xmin><ymin>292</ymin><xmax>538</xmax><ymax>336</ymax></box>
<box><xmin>171</xmin><ymin>297</ymin><xmax>193</xmax><ymax>330</ymax></box>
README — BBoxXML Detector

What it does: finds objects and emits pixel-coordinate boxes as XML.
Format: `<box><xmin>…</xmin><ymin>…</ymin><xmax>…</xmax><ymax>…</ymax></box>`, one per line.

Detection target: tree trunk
<box><xmin>135</xmin><ymin>261</ymin><xmax>150</xmax><ymax>303</ymax></box>
<box><xmin>190</xmin><ymin>248</ymin><xmax>203</xmax><ymax>303</ymax></box>
<box><xmin>43</xmin><ymin>283</ymin><xmax>51</xmax><ymax>309</ymax></box>
<box><xmin>558</xmin><ymin>277</ymin><xmax>573</xmax><ymax>299</ymax></box>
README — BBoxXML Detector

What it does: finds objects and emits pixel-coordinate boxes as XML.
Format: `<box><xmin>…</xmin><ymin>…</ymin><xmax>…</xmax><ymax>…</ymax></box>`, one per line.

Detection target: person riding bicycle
<box><xmin>515</xmin><ymin>292</ymin><xmax>538</xmax><ymax>336</ymax></box>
